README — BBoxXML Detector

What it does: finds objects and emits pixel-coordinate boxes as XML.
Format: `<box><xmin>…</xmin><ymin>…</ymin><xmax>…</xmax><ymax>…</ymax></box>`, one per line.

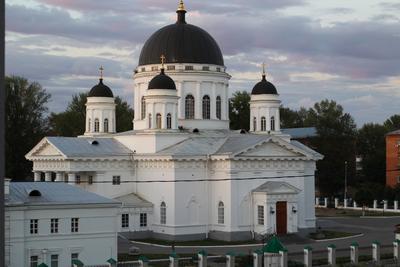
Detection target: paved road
<box><xmin>119</xmin><ymin>216</ymin><xmax>400</xmax><ymax>257</ymax></box>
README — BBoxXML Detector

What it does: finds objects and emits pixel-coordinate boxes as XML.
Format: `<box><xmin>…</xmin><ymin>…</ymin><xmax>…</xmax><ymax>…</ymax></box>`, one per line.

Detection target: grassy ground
<box><xmin>316</xmin><ymin>207</ymin><xmax>400</xmax><ymax>217</ymax></box>
<box><xmin>308</xmin><ymin>230</ymin><xmax>360</xmax><ymax>240</ymax></box>
<box><xmin>131</xmin><ymin>238</ymin><xmax>261</xmax><ymax>246</ymax></box>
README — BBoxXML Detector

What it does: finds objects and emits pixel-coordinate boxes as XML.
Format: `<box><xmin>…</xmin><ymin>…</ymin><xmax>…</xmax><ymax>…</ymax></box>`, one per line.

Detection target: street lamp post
<box><xmin>344</xmin><ymin>161</ymin><xmax>348</xmax><ymax>201</ymax></box>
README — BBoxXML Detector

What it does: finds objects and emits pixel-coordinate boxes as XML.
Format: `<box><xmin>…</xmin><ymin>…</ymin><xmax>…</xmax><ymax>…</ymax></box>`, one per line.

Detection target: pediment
<box><xmin>26</xmin><ymin>138</ymin><xmax>65</xmax><ymax>159</ymax></box>
<box><xmin>253</xmin><ymin>181</ymin><xmax>300</xmax><ymax>195</ymax></box>
<box><xmin>238</xmin><ymin>140</ymin><xmax>303</xmax><ymax>158</ymax></box>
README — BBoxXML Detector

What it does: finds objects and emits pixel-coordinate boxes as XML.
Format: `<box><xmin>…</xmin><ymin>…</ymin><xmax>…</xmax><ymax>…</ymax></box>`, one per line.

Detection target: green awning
<box><xmin>71</xmin><ymin>259</ymin><xmax>84</xmax><ymax>267</ymax></box>
<box><xmin>263</xmin><ymin>236</ymin><xmax>286</xmax><ymax>253</ymax></box>
<box><xmin>38</xmin><ymin>263</ymin><xmax>48</xmax><ymax>267</ymax></box>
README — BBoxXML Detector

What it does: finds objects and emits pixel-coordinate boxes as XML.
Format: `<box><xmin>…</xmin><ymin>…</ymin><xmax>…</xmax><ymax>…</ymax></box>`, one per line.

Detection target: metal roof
<box><xmin>114</xmin><ymin>193</ymin><xmax>153</xmax><ymax>208</ymax></box>
<box><xmin>387</xmin><ymin>129</ymin><xmax>400</xmax><ymax>136</ymax></box>
<box><xmin>46</xmin><ymin>137</ymin><xmax>132</xmax><ymax>158</ymax></box>
<box><xmin>281</xmin><ymin>127</ymin><xmax>317</xmax><ymax>139</ymax></box>
<box><xmin>7</xmin><ymin>182</ymin><xmax>119</xmax><ymax>206</ymax></box>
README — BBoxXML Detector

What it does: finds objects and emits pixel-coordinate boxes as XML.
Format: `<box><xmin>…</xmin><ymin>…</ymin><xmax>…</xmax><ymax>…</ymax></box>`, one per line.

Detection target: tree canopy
<box><xmin>229</xmin><ymin>91</ymin><xmax>251</xmax><ymax>130</ymax></box>
<box><xmin>49</xmin><ymin>93</ymin><xmax>134</xmax><ymax>136</ymax></box>
<box><xmin>5</xmin><ymin>76</ymin><xmax>51</xmax><ymax>180</ymax></box>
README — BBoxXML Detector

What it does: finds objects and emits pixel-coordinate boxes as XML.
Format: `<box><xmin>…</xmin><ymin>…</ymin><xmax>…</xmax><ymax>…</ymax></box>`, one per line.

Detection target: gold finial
<box><xmin>177</xmin><ymin>0</ymin><xmax>186</xmax><ymax>11</ymax></box>
<box><xmin>160</xmin><ymin>54</ymin><xmax>166</xmax><ymax>69</ymax></box>
<box><xmin>99</xmin><ymin>66</ymin><xmax>104</xmax><ymax>79</ymax></box>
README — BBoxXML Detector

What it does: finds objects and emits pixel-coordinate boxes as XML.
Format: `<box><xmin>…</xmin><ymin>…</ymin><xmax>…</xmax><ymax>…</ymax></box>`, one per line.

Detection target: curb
<box><xmin>130</xmin><ymin>240</ymin><xmax>265</xmax><ymax>248</ymax></box>
<box><xmin>314</xmin><ymin>233</ymin><xmax>364</xmax><ymax>242</ymax></box>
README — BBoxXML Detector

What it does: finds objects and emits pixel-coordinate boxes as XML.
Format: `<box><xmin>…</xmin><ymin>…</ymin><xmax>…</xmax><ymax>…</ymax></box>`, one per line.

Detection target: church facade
<box><xmin>26</xmin><ymin>1</ymin><xmax>322</xmax><ymax>241</ymax></box>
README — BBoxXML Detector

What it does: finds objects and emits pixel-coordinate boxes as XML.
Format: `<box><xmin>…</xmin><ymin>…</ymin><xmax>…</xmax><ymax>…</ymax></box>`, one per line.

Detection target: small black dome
<box><xmin>251</xmin><ymin>75</ymin><xmax>278</xmax><ymax>95</ymax></box>
<box><xmin>88</xmin><ymin>79</ymin><xmax>114</xmax><ymax>97</ymax></box>
<box><xmin>148</xmin><ymin>69</ymin><xmax>176</xmax><ymax>90</ymax></box>
<box><xmin>139</xmin><ymin>10</ymin><xmax>224</xmax><ymax>66</ymax></box>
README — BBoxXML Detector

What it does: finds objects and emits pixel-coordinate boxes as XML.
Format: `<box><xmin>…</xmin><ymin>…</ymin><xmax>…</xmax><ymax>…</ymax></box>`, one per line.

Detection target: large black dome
<box><xmin>148</xmin><ymin>69</ymin><xmax>176</xmax><ymax>90</ymax></box>
<box><xmin>251</xmin><ymin>75</ymin><xmax>278</xmax><ymax>95</ymax></box>
<box><xmin>138</xmin><ymin>9</ymin><xmax>224</xmax><ymax>66</ymax></box>
<box><xmin>88</xmin><ymin>79</ymin><xmax>114</xmax><ymax>97</ymax></box>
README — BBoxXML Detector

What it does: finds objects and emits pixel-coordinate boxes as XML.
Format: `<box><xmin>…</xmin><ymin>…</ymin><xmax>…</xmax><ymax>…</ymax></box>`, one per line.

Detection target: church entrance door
<box><xmin>276</xmin><ymin>201</ymin><xmax>287</xmax><ymax>234</ymax></box>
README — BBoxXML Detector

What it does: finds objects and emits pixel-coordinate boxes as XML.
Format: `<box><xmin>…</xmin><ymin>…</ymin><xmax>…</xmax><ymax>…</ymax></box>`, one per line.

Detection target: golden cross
<box><xmin>160</xmin><ymin>54</ymin><xmax>166</xmax><ymax>68</ymax></box>
<box><xmin>178</xmin><ymin>0</ymin><xmax>185</xmax><ymax>11</ymax></box>
<box><xmin>99</xmin><ymin>66</ymin><xmax>104</xmax><ymax>79</ymax></box>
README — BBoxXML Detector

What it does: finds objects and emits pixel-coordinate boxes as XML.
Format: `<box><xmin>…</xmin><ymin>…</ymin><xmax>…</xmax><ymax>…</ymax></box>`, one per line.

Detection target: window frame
<box><xmin>218</xmin><ymin>201</ymin><xmax>224</xmax><ymax>224</ymax></box>
<box><xmin>148</xmin><ymin>113</ymin><xmax>152</xmax><ymax>128</ymax></box>
<box><xmin>156</xmin><ymin>113</ymin><xmax>162</xmax><ymax>129</ymax></box>
<box><xmin>166</xmin><ymin>113</ymin><xmax>172</xmax><ymax>129</ymax></box>
<box><xmin>51</xmin><ymin>254</ymin><xmax>59</xmax><ymax>267</ymax></box>
<box><xmin>257</xmin><ymin>205</ymin><xmax>264</xmax><ymax>225</ymax></box>
<box><xmin>253</xmin><ymin>117</ymin><xmax>257</xmax><ymax>131</ymax></box>
<box><xmin>141</xmin><ymin>96</ymin><xmax>146</xmax><ymax>120</ymax></box>
<box><xmin>88</xmin><ymin>175</ymin><xmax>93</xmax><ymax>185</ymax></box>
<box><xmin>71</xmin><ymin>218</ymin><xmax>79</xmax><ymax>233</ymax></box>
<box><xmin>270</xmin><ymin>116</ymin><xmax>275</xmax><ymax>131</ymax></box>
<box><xmin>30</xmin><ymin>219</ymin><xmax>38</xmax><ymax>234</ymax></box>
<box><xmin>94</xmin><ymin>118</ymin><xmax>100</xmax><ymax>132</ymax></box>
<box><xmin>216</xmin><ymin>96</ymin><xmax>221</xmax><ymax>120</ymax></box>
<box><xmin>30</xmin><ymin>255</ymin><xmax>39</xmax><ymax>267</ymax></box>
<box><xmin>202</xmin><ymin>95</ymin><xmax>211</xmax><ymax>120</ymax></box>
<box><xmin>140</xmin><ymin>213</ymin><xmax>147</xmax><ymax>227</ymax></box>
<box><xmin>50</xmin><ymin>218</ymin><xmax>59</xmax><ymax>234</ymax></box>
<box><xmin>104</xmin><ymin>118</ymin><xmax>109</xmax><ymax>133</ymax></box>
<box><xmin>261</xmin><ymin>117</ymin><xmax>266</xmax><ymax>131</ymax></box>
<box><xmin>185</xmin><ymin>95</ymin><xmax>195</xmax><ymax>119</ymax></box>
<box><xmin>160</xmin><ymin>202</ymin><xmax>166</xmax><ymax>225</ymax></box>
<box><xmin>112</xmin><ymin>175</ymin><xmax>121</xmax><ymax>185</ymax></box>
<box><xmin>75</xmin><ymin>175</ymin><xmax>81</xmax><ymax>185</ymax></box>
<box><xmin>121</xmin><ymin>213</ymin><xmax>129</xmax><ymax>228</ymax></box>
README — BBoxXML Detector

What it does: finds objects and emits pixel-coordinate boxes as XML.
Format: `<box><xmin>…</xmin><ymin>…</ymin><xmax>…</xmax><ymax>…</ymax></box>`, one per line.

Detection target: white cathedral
<box><xmin>26</xmin><ymin>1</ymin><xmax>322</xmax><ymax>241</ymax></box>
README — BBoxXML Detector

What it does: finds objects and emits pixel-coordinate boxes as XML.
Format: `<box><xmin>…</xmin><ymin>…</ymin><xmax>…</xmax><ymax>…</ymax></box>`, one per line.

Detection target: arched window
<box><xmin>202</xmin><ymin>95</ymin><xmax>210</xmax><ymax>119</ymax></box>
<box><xmin>253</xmin><ymin>117</ymin><xmax>257</xmax><ymax>132</ymax></box>
<box><xmin>185</xmin><ymin>95</ymin><xmax>195</xmax><ymax>119</ymax></box>
<box><xmin>104</xmin><ymin>118</ymin><xmax>109</xmax><ymax>133</ymax></box>
<box><xmin>94</xmin><ymin>118</ymin><xmax>99</xmax><ymax>132</ymax></box>
<box><xmin>261</xmin><ymin>117</ymin><xmax>266</xmax><ymax>131</ymax></box>
<box><xmin>160</xmin><ymin>202</ymin><xmax>166</xmax><ymax>225</ymax></box>
<box><xmin>148</xmin><ymin>114</ymin><xmax>152</xmax><ymax>129</ymax></box>
<box><xmin>218</xmin><ymin>201</ymin><xmax>224</xmax><ymax>224</ymax></box>
<box><xmin>156</xmin><ymin>113</ymin><xmax>162</xmax><ymax>129</ymax></box>
<box><xmin>167</xmin><ymin>113</ymin><xmax>172</xmax><ymax>129</ymax></box>
<box><xmin>141</xmin><ymin>96</ymin><xmax>146</xmax><ymax>120</ymax></box>
<box><xmin>271</xmin><ymin>116</ymin><xmax>275</xmax><ymax>131</ymax></box>
<box><xmin>216</xmin><ymin>96</ymin><xmax>221</xmax><ymax>120</ymax></box>
<box><xmin>88</xmin><ymin>119</ymin><xmax>91</xmax><ymax>132</ymax></box>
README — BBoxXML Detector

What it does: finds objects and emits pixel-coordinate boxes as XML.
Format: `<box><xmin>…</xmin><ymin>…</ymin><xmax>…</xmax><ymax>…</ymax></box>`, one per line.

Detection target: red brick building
<box><xmin>386</xmin><ymin>129</ymin><xmax>400</xmax><ymax>187</ymax></box>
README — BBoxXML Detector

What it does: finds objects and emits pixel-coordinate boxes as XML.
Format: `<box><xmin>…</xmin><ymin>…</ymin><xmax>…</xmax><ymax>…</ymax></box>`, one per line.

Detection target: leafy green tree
<box><xmin>356</xmin><ymin>123</ymin><xmax>387</xmax><ymax>184</ymax></box>
<box><xmin>384</xmin><ymin>114</ymin><xmax>400</xmax><ymax>131</ymax></box>
<box><xmin>229</xmin><ymin>91</ymin><xmax>251</xmax><ymax>130</ymax></box>
<box><xmin>354</xmin><ymin>186</ymin><xmax>374</xmax><ymax>216</ymax></box>
<box><xmin>49</xmin><ymin>93</ymin><xmax>134</xmax><ymax>136</ymax></box>
<box><xmin>280</xmin><ymin>106</ymin><xmax>311</xmax><ymax>128</ymax></box>
<box><xmin>307</xmin><ymin>100</ymin><xmax>357</xmax><ymax>196</ymax></box>
<box><xmin>5</xmin><ymin>76</ymin><xmax>51</xmax><ymax>180</ymax></box>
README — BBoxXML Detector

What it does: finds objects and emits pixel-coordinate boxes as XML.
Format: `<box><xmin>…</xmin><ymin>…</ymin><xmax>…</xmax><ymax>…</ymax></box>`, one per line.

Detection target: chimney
<box><xmin>4</xmin><ymin>178</ymin><xmax>11</xmax><ymax>199</ymax></box>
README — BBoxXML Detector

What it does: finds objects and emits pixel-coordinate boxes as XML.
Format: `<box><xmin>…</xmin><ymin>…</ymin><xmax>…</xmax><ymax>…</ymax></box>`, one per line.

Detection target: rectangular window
<box><xmin>121</xmin><ymin>214</ymin><xmax>129</xmax><ymax>228</ymax></box>
<box><xmin>30</xmin><ymin>256</ymin><xmax>38</xmax><ymax>267</ymax></box>
<box><xmin>30</xmin><ymin>219</ymin><xmax>38</xmax><ymax>234</ymax></box>
<box><xmin>140</xmin><ymin>213</ymin><xmax>147</xmax><ymax>227</ymax></box>
<box><xmin>185</xmin><ymin>65</ymin><xmax>194</xmax><ymax>70</ymax></box>
<box><xmin>202</xmin><ymin>66</ymin><xmax>209</xmax><ymax>71</ymax></box>
<box><xmin>51</xmin><ymin>218</ymin><xmax>58</xmax><ymax>233</ymax></box>
<box><xmin>141</xmin><ymin>67</ymin><xmax>145</xmax><ymax>72</ymax></box>
<box><xmin>88</xmin><ymin>175</ymin><xmax>93</xmax><ymax>185</ymax></box>
<box><xmin>151</xmin><ymin>66</ymin><xmax>158</xmax><ymax>71</ymax></box>
<box><xmin>75</xmin><ymin>175</ymin><xmax>81</xmax><ymax>184</ymax></box>
<box><xmin>257</xmin><ymin>205</ymin><xmax>264</xmax><ymax>225</ymax></box>
<box><xmin>216</xmin><ymin>67</ymin><xmax>221</xmax><ymax>72</ymax></box>
<box><xmin>167</xmin><ymin>65</ymin><xmax>175</xmax><ymax>71</ymax></box>
<box><xmin>71</xmin><ymin>253</ymin><xmax>79</xmax><ymax>267</ymax></box>
<box><xmin>112</xmin><ymin>176</ymin><xmax>121</xmax><ymax>185</ymax></box>
<box><xmin>51</xmin><ymin>255</ymin><xmax>59</xmax><ymax>267</ymax></box>
<box><xmin>71</xmin><ymin>218</ymin><xmax>79</xmax><ymax>233</ymax></box>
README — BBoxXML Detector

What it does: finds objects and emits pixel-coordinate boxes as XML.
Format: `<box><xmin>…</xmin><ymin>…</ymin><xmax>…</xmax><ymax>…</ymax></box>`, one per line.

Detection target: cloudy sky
<box><xmin>5</xmin><ymin>0</ymin><xmax>400</xmax><ymax>126</ymax></box>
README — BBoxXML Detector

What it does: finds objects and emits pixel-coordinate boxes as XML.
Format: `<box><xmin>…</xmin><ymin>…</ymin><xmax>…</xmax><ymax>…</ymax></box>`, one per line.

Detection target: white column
<box><xmin>68</xmin><ymin>173</ymin><xmax>76</xmax><ymax>184</ymax></box>
<box><xmin>45</xmin><ymin>172</ymin><xmax>52</xmax><ymax>182</ymax></box>
<box><xmin>151</xmin><ymin>103</ymin><xmax>156</xmax><ymax>129</ymax></box>
<box><xmin>334</xmin><ymin>198</ymin><xmax>339</xmax><ymax>208</ymax></box>
<box><xmin>162</xmin><ymin>103</ymin><xmax>167</xmax><ymax>129</ymax></box>
<box><xmin>394</xmin><ymin>240</ymin><xmax>400</xmax><ymax>260</ymax></box>
<box><xmin>198</xmin><ymin>251</ymin><xmax>207</xmax><ymax>267</ymax></box>
<box><xmin>34</xmin><ymin>172</ymin><xmax>41</xmax><ymax>182</ymax></box>
<box><xmin>169</xmin><ymin>253</ymin><xmax>178</xmax><ymax>267</ymax></box>
<box><xmin>173</xmin><ymin>103</ymin><xmax>178</xmax><ymax>129</ymax></box>
<box><xmin>55</xmin><ymin>172</ymin><xmax>63</xmax><ymax>182</ymax></box>
<box><xmin>195</xmin><ymin>82</ymin><xmax>201</xmax><ymax>119</ymax></box>
<box><xmin>177</xmin><ymin>81</ymin><xmax>183</xmax><ymax>119</ymax></box>
<box><xmin>350</xmin><ymin>243</ymin><xmax>359</xmax><ymax>265</ymax></box>
<box><xmin>344</xmin><ymin>199</ymin><xmax>348</xmax><ymax>208</ymax></box>
<box><xmin>315</xmin><ymin>198</ymin><xmax>319</xmax><ymax>206</ymax></box>
<box><xmin>373</xmin><ymin>200</ymin><xmax>377</xmax><ymax>209</ymax></box>
<box><xmin>324</xmin><ymin>198</ymin><xmax>328</xmax><ymax>208</ymax></box>
<box><xmin>226</xmin><ymin>253</ymin><xmax>235</xmax><ymax>267</ymax></box>
<box><xmin>372</xmin><ymin>242</ymin><xmax>380</xmax><ymax>264</ymax></box>
<box><xmin>253</xmin><ymin>251</ymin><xmax>262</xmax><ymax>267</ymax></box>
<box><xmin>327</xmin><ymin>245</ymin><xmax>336</xmax><ymax>266</ymax></box>
<box><xmin>353</xmin><ymin>201</ymin><xmax>357</xmax><ymax>208</ymax></box>
<box><xmin>211</xmin><ymin>83</ymin><xmax>216</xmax><ymax>120</ymax></box>
<box><xmin>395</xmin><ymin>201</ymin><xmax>398</xmax><ymax>210</ymax></box>
<box><xmin>383</xmin><ymin>200</ymin><xmax>388</xmax><ymax>210</ymax></box>
<box><xmin>304</xmin><ymin>247</ymin><xmax>312</xmax><ymax>267</ymax></box>
<box><xmin>279</xmin><ymin>250</ymin><xmax>288</xmax><ymax>267</ymax></box>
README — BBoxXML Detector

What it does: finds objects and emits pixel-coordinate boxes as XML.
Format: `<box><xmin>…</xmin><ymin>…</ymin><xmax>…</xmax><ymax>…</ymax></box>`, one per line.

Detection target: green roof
<box><xmin>351</xmin><ymin>242</ymin><xmax>359</xmax><ymax>247</ymax></box>
<box><xmin>263</xmin><ymin>236</ymin><xmax>286</xmax><ymax>253</ymax></box>
<box><xmin>107</xmin><ymin>258</ymin><xmax>117</xmax><ymax>264</ymax></box>
<box><xmin>71</xmin><ymin>259</ymin><xmax>84</xmax><ymax>267</ymax></box>
<box><xmin>138</xmin><ymin>256</ymin><xmax>149</xmax><ymax>262</ymax></box>
<box><xmin>170</xmin><ymin>251</ymin><xmax>178</xmax><ymax>258</ymax></box>
<box><xmin>38</xmin><ymin>263</ymin><xmax>48</xmax><ymax>267</ymax></box>
<box><xmin>198</xmin><ymin>250</ymin><xmax>208</xmax><ymax>256</ymax></box>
